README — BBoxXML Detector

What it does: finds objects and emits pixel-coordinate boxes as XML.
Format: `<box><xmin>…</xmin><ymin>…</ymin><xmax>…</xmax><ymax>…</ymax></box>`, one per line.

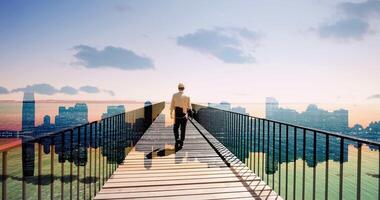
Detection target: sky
<box><xmin>0</xmin><ymin>1</ymin><xmax>379</xmax><ymax>113</ymax></box>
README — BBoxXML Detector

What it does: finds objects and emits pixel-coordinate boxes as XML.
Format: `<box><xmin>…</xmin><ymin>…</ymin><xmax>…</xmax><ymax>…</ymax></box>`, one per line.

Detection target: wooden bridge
<box><xmin>94</xmin><ymin>110</ymin><xmax>280</xmax><ymax>200</ymax></box>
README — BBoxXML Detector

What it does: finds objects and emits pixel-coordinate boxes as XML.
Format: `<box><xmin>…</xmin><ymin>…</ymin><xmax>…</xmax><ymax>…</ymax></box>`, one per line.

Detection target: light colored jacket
<box><xmin>170</xmin><ymin>91</ymin><xmax>191</xmax><ymax>116</ymax></box>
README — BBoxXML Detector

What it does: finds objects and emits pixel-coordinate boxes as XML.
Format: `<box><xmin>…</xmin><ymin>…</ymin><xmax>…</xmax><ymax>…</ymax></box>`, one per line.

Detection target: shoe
<box><xmin>175</xmin><ymin>140</ymin><xmax>181</xmax><ymax>150</ymax></box>
<box><xmin>175</xmin><ymin>143</ymin><xmax>182</xmax><ymax>151</ymax></box>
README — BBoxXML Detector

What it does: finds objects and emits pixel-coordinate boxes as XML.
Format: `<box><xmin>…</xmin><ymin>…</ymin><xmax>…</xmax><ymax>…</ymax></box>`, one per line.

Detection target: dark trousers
<box><xmin>173</xmin><ymin>107</ymin><xmax>187</xmax><ymax>143</ymax></box>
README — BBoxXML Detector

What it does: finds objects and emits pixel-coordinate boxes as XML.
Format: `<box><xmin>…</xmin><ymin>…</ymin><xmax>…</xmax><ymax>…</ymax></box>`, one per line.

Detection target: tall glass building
<box><xmin>21</xmin><ymin>91</ymin><xmax>36</xmax><ymax>176</ymax></box>
<box><xmin>21</xmin><ymin>91</ymin><xmax>35</xmax><ymax>132</ymax></box>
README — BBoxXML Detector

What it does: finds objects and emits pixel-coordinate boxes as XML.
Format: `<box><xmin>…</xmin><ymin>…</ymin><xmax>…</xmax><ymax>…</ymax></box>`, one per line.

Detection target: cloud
<box><xmin>0</xmin><ymin>83</ymin><xmax>115</xmax><ymax>96</ymax></box>
<box><xmin>367</xmin><ymin>94</ymin><xmax>380</xmax><ymax>99</ymax></box>
<box><xmin>0</xmin><ymin>86</ymin><xmax>9</xmax><ymax>94</ymax></box>
<box><xmin>73</xmin><ymin>45</ymin><xmax>154</xmax><ymax>70</ymax></box>
<box><xmin>177</xmin><ymin>27</ymin><xmax>259</xmax><ymax>64</ymax></box>
<box><xmin>12</xmin><ymin>83</ymin><xmax>59</xmax><ymax>95</ymax></box>
<box><xmin>60</xmin><ymin>86</ymin><xmax>78</xmax><ymax>95</ymax></box>
<box><xmin>318</xmin><ymin>18</ymin><xmax>370</xmax><ymax>40</ymax></box>
<box><xmin>338</xmin><ymin>0</ymin><xmax>380</xmax><ymax>19</ymax></box>
<box><xmin>103</xmin><ymin>90</ymin><xmax>115</xmax><ymax>96</ymax></box>
<box><xmin>314</xmin><ymin>0</ymin><xmax>380</xmax><ymax>40</ymax></box>
<box><xmin>79</xmin><ymin>85</ymin><xmax>100</xmax><ymax>93</ymax></box>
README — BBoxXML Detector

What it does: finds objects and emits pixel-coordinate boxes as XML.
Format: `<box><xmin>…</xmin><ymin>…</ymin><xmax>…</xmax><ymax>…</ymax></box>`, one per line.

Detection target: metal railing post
<box><xmin>50</xmin><ymin>137</ymin><xmax>54</xmax><ymax>200</ymax></box>
<box><xmin>2</xmin><ymin>151</ymin><xmax>8</xmax><ymax>200</ymax></box>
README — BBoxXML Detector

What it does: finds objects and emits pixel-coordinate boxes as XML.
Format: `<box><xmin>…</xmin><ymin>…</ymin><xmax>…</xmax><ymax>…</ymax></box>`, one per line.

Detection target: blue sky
<box><xmin>0</xmin><ymin>0</ymin><xmax>379</xmax><ymax>106</ymax></box>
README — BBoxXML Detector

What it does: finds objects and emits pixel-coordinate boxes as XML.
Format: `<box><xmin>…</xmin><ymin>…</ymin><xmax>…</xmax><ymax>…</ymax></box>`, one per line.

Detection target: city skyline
<box><xmin>1</xmin><ymin>91</ymin><xmax>136</xmax><ymax>131</ymax></box>
<box><xmin>209</xmin><ymin>99</ymin><xmax>377</xmax><ymax>129</ymax></box>
<box><xmin>1</xmin><ymin>95</ymin><xmax>379</xmax><ymax>131</ymax></box>
<box><xmin>265</xmin><ymin>97</ymin><xmax>349</xmax><ymax>132</ymax></box>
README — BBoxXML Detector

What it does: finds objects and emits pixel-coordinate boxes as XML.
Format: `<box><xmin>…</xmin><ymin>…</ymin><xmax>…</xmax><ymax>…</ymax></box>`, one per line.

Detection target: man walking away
<box><xmin>170</xmin><ymin>83</ymin><xmax>191</xmax><ymax>150</ymax></box>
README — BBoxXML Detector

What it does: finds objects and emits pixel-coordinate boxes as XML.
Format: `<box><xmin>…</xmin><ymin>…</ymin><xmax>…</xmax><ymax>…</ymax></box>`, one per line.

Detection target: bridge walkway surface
<box><xmin>95</xmin><ymin>110</ymin><xmax>280</xmax><ymax>200</ymax></box>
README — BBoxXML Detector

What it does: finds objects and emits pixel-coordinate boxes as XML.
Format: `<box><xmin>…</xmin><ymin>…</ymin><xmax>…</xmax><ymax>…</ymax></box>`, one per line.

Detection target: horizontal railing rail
<box><xmin>192</xmin><ymin>104</ymin><xmax>379</xmax><ymax>200</ymax></box>
<box><xmin>0</xmin><ymin>103</ymin><xmax>165</xmax><ymax>151</ymax></box>
<box><xmin>0</xmin><ymin>101</ymin><xmax>165</xmax><ymax>200</ymax></box>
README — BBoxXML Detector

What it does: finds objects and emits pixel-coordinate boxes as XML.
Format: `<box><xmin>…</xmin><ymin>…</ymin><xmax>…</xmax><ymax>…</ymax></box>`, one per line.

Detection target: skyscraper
<box><xmin>55</xmin><ymin>103</ymin><xmax>88</xmax><ymax>128</ymax></box>
<box><xmin>265</xmin><ymin>97</ymin><xmax>279</xmax><ymax>119</ymax></box>
<box><xmin>21</xmin><ymin>92</ymin><xmax>36</xmax><ymax>177</ymax></box>
<box><xmin>22</xmin><ymin>92</ymin><xmax>35</xmax><ymax>132</ymax></box>
<box><xmin>101</xmin><ymin>105</ymin><xmax>125</xmax><ymax>119</ymax></box>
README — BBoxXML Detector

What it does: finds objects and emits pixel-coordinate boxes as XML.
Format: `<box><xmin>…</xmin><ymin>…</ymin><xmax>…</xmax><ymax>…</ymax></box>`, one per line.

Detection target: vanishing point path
<box><xmin>94</xmin><ymin>109</ymin><xmax>280</xmax><ymax>200</ymax></box>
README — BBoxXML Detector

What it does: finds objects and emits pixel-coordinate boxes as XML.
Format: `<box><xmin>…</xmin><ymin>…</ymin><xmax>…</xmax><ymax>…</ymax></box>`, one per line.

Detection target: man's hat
<box><xmin>178</xmin><ymin>83</ymin><xmax>185</xmax><ymax>89</ymax></box>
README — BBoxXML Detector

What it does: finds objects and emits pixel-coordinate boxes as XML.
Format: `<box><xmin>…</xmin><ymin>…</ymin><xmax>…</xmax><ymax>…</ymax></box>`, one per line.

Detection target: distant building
<box><xmin>22</xmin><ymin>92</ymin><xmax>35</xmax><ymax>132</ymax></box>
<box><xmin>34</xmin><ymin>115</ymin><xmax>56</xmax><ymax>135</ymax></box>
<box><xmin>209</xmin><ymin>102</ymin><xmax>230</xmax><ymax>111</ymax></box>
<box><xmin>350</xmin><ymin>124</ymin><xmax>364</xmax><ymax>132</ymax></box>
<box><xmin>43</xmin><ymin>115</ymin><xmax>50</xmax><ymax>126</ymax></box>
<box><xmin>20</xmin><ymin>92</ymin><xmax>36</xmax><ymax>177</ymax></box>
<box><xmin>265</xmin><ymin>97</ymin><xmax>279</xmax><ymax>119</ymax></box>
<box><xmin>0</xmin><ymin>130</ymin><xmax>19</xmax><ymax>137</ymax></box>
<box><xmin>265</xmin><ymin>97</ymin><xmax>349</xmax><ymax>133</ymax></box>
<box><xmin>346</xmin><ymin>121</ymin><xmax>380</xmax><ymax>147</ymax></box>
<box><xmin>231</xmin><ymin>106</ymin><xmax>247</xmax><ymax>114</ymax></box>
<box><xmin>55</xmin><ymin>103</ymin><xmax>88</xmax><ymax>128</ymax></box>
<box><xmin>367</xmin><ymin>121</ymin><xmax>380</xmax><ymax>133</ymax></box>
<box><xmin>219</xmin><ymin>101</ymin><xmax>231</xmax><ymax>111</ymax></box>
<box><xmin>102</xmin><ymin>105</ymin><xmax>125</xmax><ymax>119</ymax></box>
<box><xmin>209</xmin><ymin>101</ymin><xmax>247</xmax><ymax>114</ymax></box>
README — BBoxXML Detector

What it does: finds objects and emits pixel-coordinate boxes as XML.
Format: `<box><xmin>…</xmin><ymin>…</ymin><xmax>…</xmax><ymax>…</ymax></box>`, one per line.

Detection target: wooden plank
<box><xmin>98</xmin><ymin>182</ymin><xmax>252</xmax><ymax>193</ymax></box>
<box><xmin>96</xmin><ymin>185</ymin><xmax>253</xmax><ymax>199</ymax></box>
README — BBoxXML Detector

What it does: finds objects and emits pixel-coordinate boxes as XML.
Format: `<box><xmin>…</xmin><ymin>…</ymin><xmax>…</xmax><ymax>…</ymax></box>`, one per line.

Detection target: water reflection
<box><xmin>1</xmin><ymin>101</ymin><xmax>164</xmax><ymax>182</ymax></box>
<box><xmin>192</xmin><ymin>105</ymin><xmax>380</xmax><ymax>199</ymax></box>
<box><xmin>193</xmin><ymin>106</ymin><xmax>379</xmax><ymax>173</ymax></box>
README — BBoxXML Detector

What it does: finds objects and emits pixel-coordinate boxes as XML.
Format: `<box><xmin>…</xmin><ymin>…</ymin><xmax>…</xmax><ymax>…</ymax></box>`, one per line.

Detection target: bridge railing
<box><xmin>0</xmin><ymin>102</ymin><xmax>165</xmax><ymax>200</ymax></box>
<box><xmin>192</xmin><ymin>104</ymin><xmax>379</xmax><ymax>200</ymax></box>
